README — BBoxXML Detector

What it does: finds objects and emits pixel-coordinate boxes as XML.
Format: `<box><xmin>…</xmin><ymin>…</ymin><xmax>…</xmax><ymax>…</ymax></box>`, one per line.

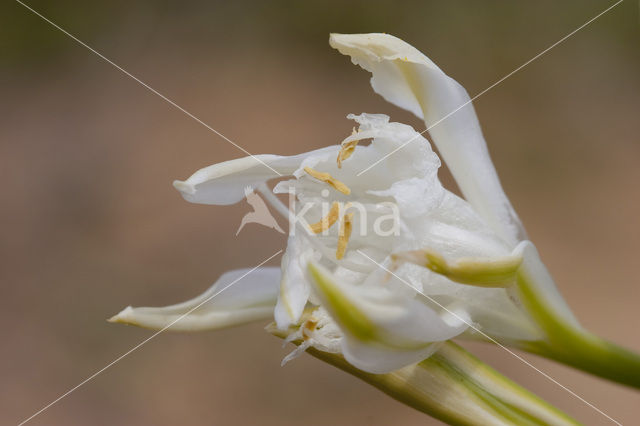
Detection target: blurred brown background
<box><xmin>1</xmin><ymin>1</ymin><xmax>639</xmax><ymax>425</ymax></box>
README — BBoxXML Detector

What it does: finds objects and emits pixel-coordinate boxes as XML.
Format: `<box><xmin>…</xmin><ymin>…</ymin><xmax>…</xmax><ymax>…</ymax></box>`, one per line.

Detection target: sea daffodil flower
<box><xmin>111</xmin><ymin>32</ymin><xmax>639</xmax><ymax>426</ymax></box>
<box><xmin>113</xmin><ymin>111</ymin><xmax>534</xmax><ymax>373</ymax></box>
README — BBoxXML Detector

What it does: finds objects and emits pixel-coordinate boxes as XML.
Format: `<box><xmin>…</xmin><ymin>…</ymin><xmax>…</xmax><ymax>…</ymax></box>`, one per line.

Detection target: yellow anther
<box><xmin>304</xmin><ymin>319</ymin><xmax>318</xmax><ymax>331</ymax></box>
<box><xmin>309</xmin><ymin>202</ymin><xmax>340</xmax><ymax>234</ymax></box>
<box><xmin>304</xmin><ymin>166</ymin><xmax>351</xmax><ymax>195</ymax></box>
<box><xmin>336</xmin><ymin>212</ymin><xmax>354</xmax><ymax>260</ymax></box>
<box><xmin>336</xmin><ymin>127</ymin><xmax>360</xmax><ymax>169</ymax></box>
<box><xmin>337</xmin><ymin>140</ymin><xmax>359</xmax><ymax>168</ymax></box>
<box><xmin>302</xmin><ymin>318</ymin><xmax>318</xmax><ymax>341</ymax></box>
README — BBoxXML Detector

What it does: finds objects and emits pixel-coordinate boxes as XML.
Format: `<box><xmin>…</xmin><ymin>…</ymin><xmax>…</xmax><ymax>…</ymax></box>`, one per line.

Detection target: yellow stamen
<box><xmin>336</xmin><ymin>127</ymin><xmax>360</xmax><ymax>168</ymax></box>
<box><xmin>301</xmin><ymin>318</ymin><xmax>317</xmax><ymax>341</ymax></box>
<box><xmin>337</xmin><ymin>140</ymin><xmax>359</xmax><ymax>168</ymax></box>
<box><xmin>309</xmin><ymin>201</ymin><xmax>340</xmax><ymax>234</ymax></box>
<box><xmin>304</xmin><ymin>166</ymin><xmax>351</xmax><ymax>195</ymax></box>
<box><xmin>336</xmin><ymin>212</ymin><xmax>354</xmax><ymax>260</ymax></box>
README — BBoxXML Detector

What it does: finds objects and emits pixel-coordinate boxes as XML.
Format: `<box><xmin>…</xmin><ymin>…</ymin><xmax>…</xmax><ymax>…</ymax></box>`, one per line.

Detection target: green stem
<box><xmin>515</xmin><ymin>260</ymin><xmax>640</xmax><ymax>389</ymax></box>
<box><xmin>268</xmin><ymin>325</ymin><xmax>578</xmax><ymax>426</ymax></box>
<box><xmin>522</xmin><ymin>333</ymin><xmax>640</xmax><ymax>389</ymax></box>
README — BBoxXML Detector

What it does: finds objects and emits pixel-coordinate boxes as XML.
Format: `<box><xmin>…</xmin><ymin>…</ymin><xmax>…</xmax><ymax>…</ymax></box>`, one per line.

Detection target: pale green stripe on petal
<box><xmin>513</xmin><ymin>243</ymin><xmax>640</xmax><ymax>388</ymax></box>
<box><xmin>393</xmin><ymin>242</ymin><xmax>527</xmax><ymax>288</ymax></box>
<box><xmin>307</xmin><ymin>262</ymin><xmax>377</xmax><ymax>343</ymax></box>
<box><xmin>307</xmin><ymin>262</ymin><xmax>468</xmax><ymax>373</ymax></box>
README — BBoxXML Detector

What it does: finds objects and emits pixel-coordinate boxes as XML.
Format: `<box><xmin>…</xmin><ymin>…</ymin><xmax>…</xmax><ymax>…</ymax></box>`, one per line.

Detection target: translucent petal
<box><xmin>421</xmin><ymin>276</ymin><xmax>543</xmax><ymax>342</ymax></box>
<box><xmin>342</xmin><ymin>338</ymin><xmax>441</xmax><ymax>374</ymax></box>
<box><xmin>274</xmin><ymin>236</ymin><xmax>315</xmax><ymax>330</ymax></box>
<box><xmin>109</xmin><ymin>267</ymin><xmax>280</xmax><ymax>331</ymax></box>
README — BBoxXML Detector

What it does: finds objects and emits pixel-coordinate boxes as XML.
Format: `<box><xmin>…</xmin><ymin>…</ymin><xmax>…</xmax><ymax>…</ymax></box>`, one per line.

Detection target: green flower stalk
<box><xmin>514</xmin><ymin>253</ymin><xmax>640</xmax><ymax>388</ymax></box>
<box><xmin>268</xmin><ymin>322</ymin><xmax>578</xmax><ymax>426</ymax></box>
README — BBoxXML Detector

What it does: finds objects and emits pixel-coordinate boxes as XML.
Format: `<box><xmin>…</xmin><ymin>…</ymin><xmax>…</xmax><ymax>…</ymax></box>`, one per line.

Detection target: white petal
<box><xmin>173</xmin><ymin>148</ymin><xmax>336</xmax><ymax>205</ymax></box>
<box><xmin>330</xmin><ymin>33</ymin><xmax>526</xmax><ymax>246</ymax></box>
<box><xmin>342</xmin><ymin>339</ymin><xmax>441</xmax><ymax>374</ymax></box>
<box><xmin>412</xmin><ymin>241</ymin><xmax>579</xmax><ymax>340</ymax></box>
<box><xmin>308</xmin><ymin>262</ymin><xmax>467</xmax><ymax>373</ymax></box>
<box><xmin>272</xmin><ymin>114</ymin><xmax>442</xmax><ymax>201</ymax></box>
<box><xmin>274</xmin><ymin>236</ymin><xmax>315</xmax><ymax>330</ymax></box>
<box><xmin>109</xmin><ymin>267</ymin><xmax>281</xmax><ymax>331</ymax></box>
<box><xmin>368</xmin><ymin>176</ymin><xmax>443</xmax><ymax>219</ymax></box>
<box><xmin>418</xmin><ymin>192</ymin><xmax>512</xmax><ymax>258</ymax></box>
<box><xmin>423</xmin><ymin>279</ymin><xmax>543</xmax><ymax>341</ymax></box>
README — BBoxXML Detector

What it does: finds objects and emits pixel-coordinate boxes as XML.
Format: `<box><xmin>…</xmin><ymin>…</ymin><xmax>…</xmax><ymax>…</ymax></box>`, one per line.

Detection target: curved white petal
<box><xmin>109</xmin><ymin>267</ymin><xmax>281</xmax><ymax>331</ymax></box>
<box><xmin>418</xmin><ymin>191</ymin><xmax>513</xmax><ymax>259</ymax></box>
<box><xmin>330</xmin><ymin>33</ymin><xmax>526</xmax><ymax>246</ymax></box>
<box><xmin>342</xmin><ymin>338</ymin><xmax>441</xmax><ymax>374</ymax></box>
<box><xmin>274</xmin><ymin>236</ymin><xmax>315</xmax><ymax>330</ymax></box>
<box><xmin>308</xmin><ymin>262</ymin><xmax>467</xmax><ymax>373</ymax></box>
<box><xmin>423</xmin><ymin>281</ymin><xmax>543</xmax><ymax>342</ymax></box>
<box><xmin>173</xmin><ymin>148</ymin><xmax>336</xmax><ymax>205</ymax></box>
<box><xmin>409</xmin><ymin>241</ymin><xmax>572</xmax><ymax>341</ymax></box>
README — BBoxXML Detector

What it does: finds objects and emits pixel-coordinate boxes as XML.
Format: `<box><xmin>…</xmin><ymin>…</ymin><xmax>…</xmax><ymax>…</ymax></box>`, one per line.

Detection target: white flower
<box><xmin>111</xmin><ymin>103</ymin><xmax>552</xmax><ymax>373</ymax></box>
<box><xmin>111</xmin><ymin>33</ymin><xmax>634</xmax><ymax>383</ymax></box>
